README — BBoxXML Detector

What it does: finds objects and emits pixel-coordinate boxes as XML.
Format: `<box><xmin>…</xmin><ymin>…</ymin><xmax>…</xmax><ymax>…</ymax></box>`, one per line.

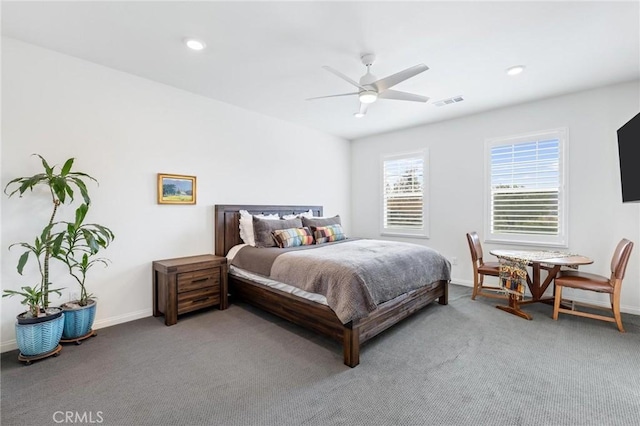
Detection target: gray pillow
<box><xmin>301</xmin><ymin>215</ymin><xmax>341</xmax><ymax>228</ymax></box>
<box><xmin>253</xmin><ymin>217</ymin><xmax>303</xmax><ymax>247</ymax></box>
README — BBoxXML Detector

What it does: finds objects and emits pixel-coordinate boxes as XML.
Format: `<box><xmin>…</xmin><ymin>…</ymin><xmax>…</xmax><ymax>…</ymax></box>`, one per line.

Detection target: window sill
<box><xmin>380</xmin><ymin>232</ymin><xmax>430</xmax><ymax>240</ymax></box>
<box><xmin>484</xmin><ymin>238</ymin><xmax>568</xmax><ymax>249</ymax></box>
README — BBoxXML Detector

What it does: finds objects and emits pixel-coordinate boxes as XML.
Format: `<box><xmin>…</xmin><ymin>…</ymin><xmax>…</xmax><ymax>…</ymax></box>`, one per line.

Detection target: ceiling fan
<box><xmin>307</xmin><ymin>53</ymin><xmax>430</xmax><ymax>117</ymax></box>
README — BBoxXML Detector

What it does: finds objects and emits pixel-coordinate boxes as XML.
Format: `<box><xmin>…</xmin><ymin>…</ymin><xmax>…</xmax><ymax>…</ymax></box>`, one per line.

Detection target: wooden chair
<box><xmin>553</xmin><ymin>239</ymin><xmax>634</xmax><ymax>332</ymax></box>
<box><xmin>466</xmin><ymin>232</ymin><xmax>506</xmax><ymax>300</ymax></box>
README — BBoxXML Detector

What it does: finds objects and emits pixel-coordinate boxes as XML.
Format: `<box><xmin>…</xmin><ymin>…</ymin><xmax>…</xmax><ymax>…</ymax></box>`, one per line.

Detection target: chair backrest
<box><xmin>466</xmin><ymin>232</ymin><xmax>484</xmax><ymax>265</ymax></box>
<box><xmin>610</xmin><ymin>238</ymin><xmax>634</xmax><ymax>280</ymax></box>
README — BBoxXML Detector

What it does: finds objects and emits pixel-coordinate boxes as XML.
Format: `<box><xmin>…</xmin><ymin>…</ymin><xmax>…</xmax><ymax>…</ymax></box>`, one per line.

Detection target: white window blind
<box><xmin>486</xmin><ymin>129</ymin><xmax>567</xmax><ymax>247</ymax></box>
<box><xmin>381</xmin><ymin>151</ymin><xmax>429</xmax><ymax>237</ymax></box>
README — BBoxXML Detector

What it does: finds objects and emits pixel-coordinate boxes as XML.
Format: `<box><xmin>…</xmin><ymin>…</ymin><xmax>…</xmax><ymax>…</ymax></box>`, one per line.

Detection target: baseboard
<box><xmin>2</xmin><ymin>339</ymin><xmax>18</xmax><ymax>353</ymax></box>
<box><xmin>2</xmin><ymin>278</ymin><xmax>638</xmax><ymax>353</ymax></box>
<box><xmin>570</xmin><ymin>297</ymin><xmax>640</xmax><ymax>316</ymax></box>
<box><xmin>1</xmin><ymin>308</ymin><xmax>152</xmax><ymax>353</ymax></box>
<box><xmin>450</xmin><ymin>278</ymin><xmax>473</xmax><ymax>287</ymax></box>
<box><xmin>91</xmin><ymin>308</ymin><xmax>152</xmax><ymax>329</ymax></box>
<box><xmin>449</xmin><ymin>277</ymin><xmax>639</xmax><ymax>316</ymax></box>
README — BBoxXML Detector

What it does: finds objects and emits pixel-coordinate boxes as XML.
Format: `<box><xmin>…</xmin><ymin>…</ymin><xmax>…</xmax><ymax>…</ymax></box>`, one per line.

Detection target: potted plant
<box><xmin>55</xmin><ymin>202</ymin><xmax>114</xmax><ymax>342</ymax></box>
<box><xmin>2</xmin><ymin>285</ymin><xmax>64</xmax><ymax>361</ymax></box>
<box><xmin>2</xmin><ymin>154</ymin><xmax>109</xmax><ymax>360</ymax></box>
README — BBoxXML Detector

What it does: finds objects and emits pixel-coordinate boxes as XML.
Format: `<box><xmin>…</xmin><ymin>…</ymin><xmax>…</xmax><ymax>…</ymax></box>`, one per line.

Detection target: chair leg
<box><xmin>471</xmin><ymin>273</ymin><xmax>480</xmax><ymax>300</ymax></box>
<box><xmin>611</xmin><ymin>291</ymin><xmax>625</xmax><ymax>333</ymax></box>
<box><xmin>552</xmin><ymin>285</ymin><xmax>563</xmax><ymax>320</ymax></box>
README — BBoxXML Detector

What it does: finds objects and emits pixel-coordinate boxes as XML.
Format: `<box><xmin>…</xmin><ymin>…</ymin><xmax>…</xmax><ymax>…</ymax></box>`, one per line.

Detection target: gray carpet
<box><xmin>2</xmin><ymin>284</ymin><xmax>639</xmax><ymax>426</ymax></box>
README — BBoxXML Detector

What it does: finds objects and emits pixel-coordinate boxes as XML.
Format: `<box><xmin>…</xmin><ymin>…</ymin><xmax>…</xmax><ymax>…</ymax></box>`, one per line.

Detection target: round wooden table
<box><xmin>489</xmin><ymin>249</ymin><xmax>593</xmax><ymax>320</ymax></box>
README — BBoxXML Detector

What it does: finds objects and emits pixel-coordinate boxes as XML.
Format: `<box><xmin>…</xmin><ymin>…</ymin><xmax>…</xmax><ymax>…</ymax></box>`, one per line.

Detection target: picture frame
<box><xmin>157</xmin><ymin>173</ymin><xmax>197</xmax><ymax>205</ymax></box>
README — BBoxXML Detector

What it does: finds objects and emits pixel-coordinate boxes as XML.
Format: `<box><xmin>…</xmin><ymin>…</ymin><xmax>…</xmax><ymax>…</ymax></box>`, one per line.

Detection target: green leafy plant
<box><xmin>2</xmin><ymin>286</ymin><xmax>62</xmax><ymax>318</ymax></box>
<box><xmin>55</xmin><ymin>203</ymin><xmax>115</xmax><ymax>306</ymax></box>
<box><xmin>3</xmin><ymin>154</ymin><xmax>112</xmax><ymax>314</ymax></box>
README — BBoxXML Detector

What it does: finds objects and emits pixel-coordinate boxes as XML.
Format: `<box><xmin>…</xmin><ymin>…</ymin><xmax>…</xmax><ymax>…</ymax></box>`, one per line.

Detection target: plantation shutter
<box><xmin>383</xmin><ymin>155</ymin><xmax>424</xmax><ymax>231</ymax></box>
<box><xmin>490</xmin><ymin>138</ymin><xmax>561</xmax><ymax>237</ymax></box>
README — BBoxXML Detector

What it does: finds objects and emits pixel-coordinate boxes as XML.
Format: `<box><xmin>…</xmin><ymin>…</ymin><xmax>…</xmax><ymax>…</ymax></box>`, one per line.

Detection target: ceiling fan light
<box><xmin>506</xmin><ymin>65</ymin><xmax>525</xmax><ymax>76</ymax></box>
<box><xmin>184</xmin><ymin>38</ymin><xmax>206</xmax><ymax>51</ymax></box>
<box><xmin>358</xmin><ymin>91</ymin><xmax>378</xmax><ymax>104</ymax></box>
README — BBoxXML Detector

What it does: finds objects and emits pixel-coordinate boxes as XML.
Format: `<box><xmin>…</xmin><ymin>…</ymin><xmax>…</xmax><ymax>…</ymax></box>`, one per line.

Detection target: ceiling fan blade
<box><xmin>372</xmin><ymin>64</ymin><xmax>429</xmax><ymax>92</ymax></box>
<box><xmin>322</xmin><ymin>66</ymin><xmax>367</xmax><ymax>90</ymax></box>
<box><xmin>378</xmin><ymin>89</ymin><xmax>429</xmax><ymax>103</ymax></box>
<box><xmin>306</xmin><ymin>92</ymin><xmax>359</xmax><ymax>101</ymax></box>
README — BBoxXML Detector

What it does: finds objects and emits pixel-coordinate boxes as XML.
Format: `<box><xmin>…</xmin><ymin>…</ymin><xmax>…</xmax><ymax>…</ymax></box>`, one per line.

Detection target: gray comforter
<box><xmin>231</xmin><ymin>239</ymin><xmax>451</xmax><ymax>324</ymax></box>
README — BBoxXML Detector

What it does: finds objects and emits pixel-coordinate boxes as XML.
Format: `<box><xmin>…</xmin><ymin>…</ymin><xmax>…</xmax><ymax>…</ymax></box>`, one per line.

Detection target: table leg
<box><xmin>532</xmin><ymin>264</ymin><xmax>541</xmax><ymax>299</ymax></box>
<box><xmin>540</xmin><ymin>265</ymin><xmax>561</xmax><ymax>296</ymax></box>
<box><xmin>496</xmin><ymin>264</ymin><xmax>536</xmax><ymax>320</ymax></box>
<box><xmin>496</xmin><ymin>294</ymin><xmax>533</xmax><ymax>320</ymax></box>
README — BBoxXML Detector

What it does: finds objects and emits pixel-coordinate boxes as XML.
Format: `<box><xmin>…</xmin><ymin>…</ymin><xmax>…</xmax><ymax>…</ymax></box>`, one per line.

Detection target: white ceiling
<box><xmin>2</xmin><ymin>1</ymin><xmax>639</xmax><ymax>140</ymax></box>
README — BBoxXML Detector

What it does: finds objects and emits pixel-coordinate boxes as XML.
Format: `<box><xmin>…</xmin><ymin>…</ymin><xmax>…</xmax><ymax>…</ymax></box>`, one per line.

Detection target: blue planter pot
<box><xmin>15</xmin><ymin>312</ymin><xmax>65</xmax><ymax>356</ymax></box>
<box><xmin>61</xmin><ymin>300</ymin><xmax>96</xmax><ymax>339</ymax></box>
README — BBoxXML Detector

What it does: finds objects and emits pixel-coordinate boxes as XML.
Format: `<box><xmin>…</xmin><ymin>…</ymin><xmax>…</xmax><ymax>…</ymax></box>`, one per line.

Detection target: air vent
<box><xmin>433</xmin><ymin>96</ymin><xmax>464</xmax><ymax>107</ymax></box>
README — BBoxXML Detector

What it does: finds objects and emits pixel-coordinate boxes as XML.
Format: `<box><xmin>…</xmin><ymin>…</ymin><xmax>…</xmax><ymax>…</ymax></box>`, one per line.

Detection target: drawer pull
<box><xmin>192</xmin><ymin>297</ymin><xmax>209</xmax><ymax>303</ymax></box>
<box><xmin>192</xmin><ymin>278</ymin><xmax>209</xmax><ymax>283</ymax></box>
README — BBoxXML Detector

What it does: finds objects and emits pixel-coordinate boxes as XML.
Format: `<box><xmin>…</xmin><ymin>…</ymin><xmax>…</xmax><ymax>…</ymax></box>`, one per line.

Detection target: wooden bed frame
<box><xmin>214</xmin><ymin>204</ymin><xmax>448</xmax><ymax>367</ymax></box>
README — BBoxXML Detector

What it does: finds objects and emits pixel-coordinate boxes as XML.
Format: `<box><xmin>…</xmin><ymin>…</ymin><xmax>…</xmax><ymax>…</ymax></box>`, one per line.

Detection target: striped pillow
<box><xmin>313</xmin><ymin>224</ymin><xmax>347</xmax><ymax>244</ymax></box>
<box><xmin>272</xmin><ymin>227</ymin><xmax>314</xmax><ymax>248</ymax></box>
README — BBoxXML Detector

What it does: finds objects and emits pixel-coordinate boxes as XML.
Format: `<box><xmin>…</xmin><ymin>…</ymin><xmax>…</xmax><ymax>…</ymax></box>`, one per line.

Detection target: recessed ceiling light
<box><xmin>353</xmin><ymin>112</ymin><xmax>365</xmax><ymax>118</ymax></box>
<box><xmin>183</xmin><ymin>38</ymin><xmax>206</xmax><ymax>51</ymax></box>
<box><xmin>506</xmin><ymin>65</ymin><xmax>525</xmax><ymax>76</ymax></box>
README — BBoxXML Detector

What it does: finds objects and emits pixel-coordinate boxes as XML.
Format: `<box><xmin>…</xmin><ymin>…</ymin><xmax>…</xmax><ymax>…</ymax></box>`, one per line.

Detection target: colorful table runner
<box><xmin>497</xmin><ymin>251</ymin><xmax>576</xmax><ymax>298</ymax></box>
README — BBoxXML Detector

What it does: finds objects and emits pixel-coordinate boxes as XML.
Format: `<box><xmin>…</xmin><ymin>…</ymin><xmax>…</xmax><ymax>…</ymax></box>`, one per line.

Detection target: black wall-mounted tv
<box><xmin>617</xmin><ymin>112</ymin><xmax>640</xmax><ymax>203</ymax></box>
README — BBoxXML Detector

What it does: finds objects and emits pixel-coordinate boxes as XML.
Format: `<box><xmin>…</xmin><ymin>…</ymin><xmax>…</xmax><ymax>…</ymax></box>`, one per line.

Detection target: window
<box><xmin>381</xmin><ymin>150</ymin><xmax>429</xmax><ymax>238</ymax></box>
<box><xmin>485</xmin><ymin>129</ymin><xmax>567</xmax><ymax>247</ymax></box>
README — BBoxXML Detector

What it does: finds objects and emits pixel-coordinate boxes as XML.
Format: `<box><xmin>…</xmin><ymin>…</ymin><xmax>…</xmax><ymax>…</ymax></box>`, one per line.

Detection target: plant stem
<box><xmin>43</xmin><ymin>198</ymin><xmax>60</xmax><ymax>308</ymax></box>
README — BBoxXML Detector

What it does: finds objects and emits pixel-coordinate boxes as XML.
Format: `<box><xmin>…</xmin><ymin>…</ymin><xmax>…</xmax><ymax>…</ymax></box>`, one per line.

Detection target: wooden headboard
<box><xmin>214</xmin><ymin>204</ymin><xmax>323</xmax><ymax>256</ymax></box>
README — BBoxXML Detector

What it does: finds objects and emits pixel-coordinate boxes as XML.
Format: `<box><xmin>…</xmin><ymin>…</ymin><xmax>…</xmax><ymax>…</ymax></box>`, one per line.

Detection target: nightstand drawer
<box><xmin>177</xmin><ymin>287</ymin><xmax>220</xmax><ymax>314</ymax></box>
<box><xmin>177</xmin><ymin>269</ymin><xmax>220</xmax><ymax>293</ymax></box>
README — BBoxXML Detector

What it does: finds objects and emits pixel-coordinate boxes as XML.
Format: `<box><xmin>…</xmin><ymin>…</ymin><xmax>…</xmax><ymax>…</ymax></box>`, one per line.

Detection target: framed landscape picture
<box><xmin>157</xmin><ymin>173</ymin><xmax>196</xmax><ymax>205</ymax></box>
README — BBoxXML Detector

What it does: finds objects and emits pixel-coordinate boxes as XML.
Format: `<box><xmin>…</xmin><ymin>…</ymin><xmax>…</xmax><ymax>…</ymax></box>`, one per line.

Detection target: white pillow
<box><xmin>239</xmin><ymin>210</ymin><xmax>279</xmax><ymax>246</ymax></box>
<box><xmin>281</xmin><ymin>209</ymin><xmax>314</xmax><ymax>220</ymax></box>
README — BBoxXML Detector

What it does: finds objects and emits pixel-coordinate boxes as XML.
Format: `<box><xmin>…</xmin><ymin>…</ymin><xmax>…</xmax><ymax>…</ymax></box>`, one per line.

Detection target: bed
<box><xmin>214</xmin><ymin>204</ymin><xmax>449</xmax><ymax>367</ymax></box>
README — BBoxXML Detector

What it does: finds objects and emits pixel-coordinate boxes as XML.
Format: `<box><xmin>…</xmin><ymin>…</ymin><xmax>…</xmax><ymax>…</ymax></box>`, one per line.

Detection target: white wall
<box><xmin>0</xmin><ymin>38</ymin><xmax>351</xmax><ymax>351</ymax></box>
<box><xmin>351</xmin><ymin>80</ymin><xmax>640</xmax><ymax>314</ymax></box>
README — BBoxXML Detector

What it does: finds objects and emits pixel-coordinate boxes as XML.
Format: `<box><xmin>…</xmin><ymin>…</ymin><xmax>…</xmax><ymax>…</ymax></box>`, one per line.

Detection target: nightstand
<box><xmin>152</xmin><ymin>254</ymin><xmax>228</xmax><ymax>326</ymax></box>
